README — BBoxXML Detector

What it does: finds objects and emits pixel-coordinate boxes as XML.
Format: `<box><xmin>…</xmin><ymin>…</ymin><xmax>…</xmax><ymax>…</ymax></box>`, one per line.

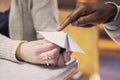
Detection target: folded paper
<box><xmin>37</xmin><ymin>31</ymin><xmax>84</xmax><ymax>53</ymax></box>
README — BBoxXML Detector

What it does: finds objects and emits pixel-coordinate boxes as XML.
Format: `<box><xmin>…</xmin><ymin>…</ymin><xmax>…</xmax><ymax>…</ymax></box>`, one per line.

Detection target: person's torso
<box><xmin>9</xmin><ymin>0</ymin><xmax>36</xmax><ymax>41</ymax></box>
<box><xmin>0</xmin><ymin>9</ymin><xmax>10</xmax><ymax>37</ymax></box>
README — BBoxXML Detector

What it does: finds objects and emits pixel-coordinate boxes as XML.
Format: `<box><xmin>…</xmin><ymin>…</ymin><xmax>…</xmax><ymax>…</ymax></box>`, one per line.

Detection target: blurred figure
<box><xmin>58</xmin><ymin>2</ymin><xmax>120</xmax><ymax>45</ymax></box>
<box><xmin>0</xmin><ymin>0</ymin><xmax>71</xmax><ymax>67</ymax></box>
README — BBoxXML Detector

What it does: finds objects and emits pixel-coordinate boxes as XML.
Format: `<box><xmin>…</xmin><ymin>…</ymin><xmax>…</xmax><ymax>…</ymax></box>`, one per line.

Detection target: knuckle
<box><xmin>49</xmin><ymin>43</ymin><xmax>54</xmax><ymax>46</ymax></box>
<box><xmin>55</xmin><ymin>46</ymin><xmax>60</xmax><ymax>50</ymax></box>
<box><xmin>78</xmin><ymin>17</ymin><xmax>86</xmax><ymax>24</ymax></box>
<box><xmin>51</xmin><ymin>53</ymin><xmax>58</xmax><ymax>59</ymax></box>
<box><xmin>49</xmin><ymin>43</ymin><xmax>57</xmax><ymax>48</ymax></box>
<box><xmin>50</xmin><ymin>59</ymin><xmax>56</xmax><ymax>65</ymax></box>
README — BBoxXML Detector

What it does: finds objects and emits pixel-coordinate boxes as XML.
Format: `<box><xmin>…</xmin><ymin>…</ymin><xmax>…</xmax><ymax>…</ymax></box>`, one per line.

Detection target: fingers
<box><xmin>34</xmin><ymin>40</ymin><xmax>49</xmax><ymax>44</ymax></box>
<box><xmin>37</xmin><ymin>47</ymin><xmax>60</xmax><ymax>65</ymax></box>
<box><xmin>58</xmin><ymin>10</ymin><xmax>79</xmax><ymax>31</ymax></box>
<box><xmin>57</xmin><ymin>3</ymin><xmax>101</xmax><ymax>30</ymax></box>
<box><xmin>35</xmin><ymin>42</ymin><xmax>60</xmax><ymax>54</ymax></box>
<box><xmin>36</xmin><ymin>44</ymin><xmax>72</xmax><ymax>67</ymax></box>
<box><xmin>37</xmin><ymin>51</ymin><xmax>72</xmax><ymax>67</ymax></box>
<box><xmin>19</xmin><ymin>39</ymin><xmax>72</xmax><ymax>66</ymax></box>
<box><xmin>63</xmin><ymin>51</ymin><xmax>72</xmax><ymax>63</ymax></box>
<box><xmin>56</xmin><ymin>51</ymin><xmax>72</xmax><ymax>67</ymax></box>
<box><xmin>57</xmin><ymin>5</ymin><xmax>86</xmax><ymax>31</ymax></box>
<box><xmin>57</xmin><ymin>54</ymin><xmax>65</xmax><ymax>67</ymax></box>
<box><xmin>71</xmin><ymin>11</ymin><xmax>98</xmax><ymax>27</ymax></box>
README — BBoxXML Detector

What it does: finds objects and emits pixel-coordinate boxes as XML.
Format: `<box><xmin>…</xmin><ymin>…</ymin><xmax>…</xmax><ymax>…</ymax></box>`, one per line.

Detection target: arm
<box><xmin>58</xmin><ymin>2</ymin><xmax>120</xmax><ymax>45</ymax></box>
<box><xmin>31</xmin><ymin>0</ymin><xmax>59</xmax><ymax>39</ymax></box>
<box><xmin>57</xmin><ymin>2</ymin><xmax>117</xmax><ymax>30</ymax></box>
<box><xmin>29</xmin><ymin>0</ymin><xmax>71</xmax><ymax>66</ymax></box>
<box><xmin>104</xmin><ymin>3</ymin><xmax>120</xmax><ymax>45</ymax></box>
<box><xmin>0</xmin><ymin>34</ymin><xmax>23</xmax><ymax>62</ymax></box>
<box><xmin>1</xmin><ymin>0</ymin><xmax>71</xmax><ymax>66</ymax></box>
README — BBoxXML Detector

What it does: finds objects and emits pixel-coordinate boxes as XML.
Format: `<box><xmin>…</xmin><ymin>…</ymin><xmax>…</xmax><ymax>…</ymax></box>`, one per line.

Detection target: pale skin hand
<box><xmin>16</xmin><ymin>40</ymin><xmax>71</xmax><ymax>67</ymax></box>
<box><xmin>57</xmin><ymin>2</ymin><xmax>117</xmax><ymax>31</ymax></box>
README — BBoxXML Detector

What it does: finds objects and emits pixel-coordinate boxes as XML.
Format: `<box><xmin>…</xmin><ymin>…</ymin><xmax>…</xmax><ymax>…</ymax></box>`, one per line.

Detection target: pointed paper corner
<box><xmin>73</xmin><ymin>48</ymin><xmax>85</xmax><ymax>54</ymax></box>
<box><xmin>67</xmin><ymin>34</ymin><xmax>85</xmax><ymax>54</ymax></box>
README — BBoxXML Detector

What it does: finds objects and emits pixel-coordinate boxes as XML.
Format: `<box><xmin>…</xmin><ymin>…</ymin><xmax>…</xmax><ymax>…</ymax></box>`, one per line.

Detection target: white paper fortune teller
<box><xmin>37</xmin><ymin>31</ymin><xmax>84</xmax><ymax>53</ymax></box>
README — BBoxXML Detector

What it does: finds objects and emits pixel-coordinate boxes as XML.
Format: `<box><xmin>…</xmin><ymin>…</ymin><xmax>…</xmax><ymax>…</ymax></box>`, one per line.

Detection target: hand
<box><xmin>16</xmin><ymin>40</ymin><xmax>60</xmax><ymax>65</ymax></box>
<box><xmin>57</xmin><ymin>2</ymin><xmax>117</xmax><ymax>31</ymax></box>
<box><xmin>57</xmin><ymin>51</ymin><xmax>72</xmax><ymax>67</ymax></box>
<box><xmin>16</xmin><ymin>40</ymin><xmax>72</xmax><ymax>67</ymax></box>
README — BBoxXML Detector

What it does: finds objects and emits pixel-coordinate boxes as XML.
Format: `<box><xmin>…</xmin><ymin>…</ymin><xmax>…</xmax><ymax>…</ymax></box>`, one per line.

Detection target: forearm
<box><xmin>104</xmin><ymin>2</ymin><xmax>120</xmax><ymax>45</ymax></box>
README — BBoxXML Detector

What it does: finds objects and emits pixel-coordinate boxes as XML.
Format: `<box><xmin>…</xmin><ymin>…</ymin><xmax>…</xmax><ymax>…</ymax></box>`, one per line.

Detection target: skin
<box><xmin>57</xmin><ymin>2</ymin><xmax>117</xmax><ymax>31</ymax></box>
<box><xmin>0</xmin><ymin>0</ymin><xmax>11</xmax><ymax>12</ymax></box>
<box><xmin>16</xmin><ymin>40</ymin><xmax>72</xmax><ymax>67</ymax></box>
<box><xmin>0</xmin><ymin>0</ymin><xmax>72</xmax><ymax>67</ymax></box>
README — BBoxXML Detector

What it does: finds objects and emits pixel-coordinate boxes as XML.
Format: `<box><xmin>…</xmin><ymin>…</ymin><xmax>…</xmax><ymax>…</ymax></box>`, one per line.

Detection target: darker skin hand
<box><xmin>57</xmin><ymin>2</ymin><xmax>117</xmax><ymax>31</ymax></box>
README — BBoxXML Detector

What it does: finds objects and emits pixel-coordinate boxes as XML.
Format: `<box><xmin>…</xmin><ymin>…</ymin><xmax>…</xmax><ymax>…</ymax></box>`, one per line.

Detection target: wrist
<box><xmin>16</xmin><ymin>42</ymin><xmax>26</xmax><ymax>61</ymax></box>
<box><xmin>105</xmin><ymin>2</ymin><xmax>118</xmax><ymax>23</ymax></box>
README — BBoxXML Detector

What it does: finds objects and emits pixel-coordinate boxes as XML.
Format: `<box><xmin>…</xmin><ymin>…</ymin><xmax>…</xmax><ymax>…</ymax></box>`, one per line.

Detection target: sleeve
<box><xmin>104</xmin><ymin>2</ymin><xmax>120</xmax><ymax>45</ymax></box>
<box><xmin>0</xmin><ymin>34</ymin><xmax>24</xmax><ymax>63</ymax></box>
<box><xmin>31</xmin><ymin>0</ymin><xmax>59</xmax><ymax>39</ymax></box>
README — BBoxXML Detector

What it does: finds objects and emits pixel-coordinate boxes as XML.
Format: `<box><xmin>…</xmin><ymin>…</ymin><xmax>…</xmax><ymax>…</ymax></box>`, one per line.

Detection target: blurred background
<box><xmin>58</xmin><ymin>0</ymin><xmax>120</xmax><ymax>80</ymax></box>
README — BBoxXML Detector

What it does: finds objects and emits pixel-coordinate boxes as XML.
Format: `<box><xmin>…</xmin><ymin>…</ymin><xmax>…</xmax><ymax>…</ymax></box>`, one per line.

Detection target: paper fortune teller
<box><xmin>37</xmin><ymin>31</ymin><xmax>84</xmax><ymax>53</ymax></box>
